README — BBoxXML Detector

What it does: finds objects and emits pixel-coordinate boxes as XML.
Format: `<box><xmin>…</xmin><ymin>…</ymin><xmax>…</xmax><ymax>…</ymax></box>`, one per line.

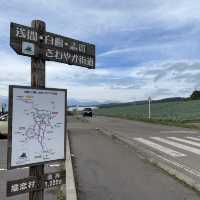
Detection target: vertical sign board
<box><xmin>10</xmin><ymin>22</ymin><xmax>96</xmax><ymax>69</ymax></box>
<box><xmin>7</xmin><ymin>86</ymin><xmax>66</xmax><ymax>169</ymax></box>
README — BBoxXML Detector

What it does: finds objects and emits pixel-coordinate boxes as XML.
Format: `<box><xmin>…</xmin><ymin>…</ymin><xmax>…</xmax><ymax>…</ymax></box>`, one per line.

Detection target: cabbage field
<box><xmin>95</xmin><ymin>99</ymin><xmax>200</xmax><ymax>125</ymax></box>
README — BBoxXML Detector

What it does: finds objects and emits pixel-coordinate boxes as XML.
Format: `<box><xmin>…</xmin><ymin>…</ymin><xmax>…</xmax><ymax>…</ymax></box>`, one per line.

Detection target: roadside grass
<box><xmin>95</xmin><ymin>99</ymin><xmax>200</xmax><ymax>129</ymax></box>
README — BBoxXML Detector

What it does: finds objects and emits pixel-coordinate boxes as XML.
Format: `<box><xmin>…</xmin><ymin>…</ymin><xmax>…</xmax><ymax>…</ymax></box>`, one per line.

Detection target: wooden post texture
<box><xmin>29</xmin><ymin>20</ymin><xmax>46</xmax><ymax>200</ymax></box>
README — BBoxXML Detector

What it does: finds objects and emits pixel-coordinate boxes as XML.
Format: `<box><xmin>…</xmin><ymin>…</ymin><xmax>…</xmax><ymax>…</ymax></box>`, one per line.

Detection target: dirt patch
<box><xmin>185</xmin><ymin>122</ymin><xmax>200</xmax><ymax>129</ymax></box>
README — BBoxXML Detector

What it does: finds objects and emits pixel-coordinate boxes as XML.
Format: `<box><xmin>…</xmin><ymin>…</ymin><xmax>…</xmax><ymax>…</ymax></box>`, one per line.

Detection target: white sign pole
<box><xmin>0</xmin><ymin>99</ymin><xmax>2</xmax><ymax>113</ymax></box>
<box><xmin>148</xmin><ymin>97</ymin><xmax>151</xmax><ymax>119</ymax></box>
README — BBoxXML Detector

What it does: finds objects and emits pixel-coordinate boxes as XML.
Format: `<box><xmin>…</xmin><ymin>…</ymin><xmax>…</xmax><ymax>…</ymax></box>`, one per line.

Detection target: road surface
<box><xmin>86</xmin><ymin>116</ymin><xmax>200</xmax><ymax>173</ymax></box>
<box><xmin>69</xmin><ymin>117</ymin><xmax>200</xmax><ymax>200</ymax></box>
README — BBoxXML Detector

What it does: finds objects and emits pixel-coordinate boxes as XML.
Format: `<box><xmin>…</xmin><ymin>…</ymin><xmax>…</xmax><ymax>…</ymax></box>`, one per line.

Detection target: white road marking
<box><xmin>22</xmin><ymin>167</ymin><xmax>29</xmax><ymax>169</ymax></box>
<box><xmin>160</xmin><ymin>130</ymin><xmax>198</xmax><ymax>134</ymax></box>
<box><xmin>186</xmin><ymin>137</ymin><xmax>200</xmax><ymax>142</ymax></box>
<box><xmin>0</xmin><ymin>168</ymin><xmax>6</xmax><ymax>171</ymax></box>
<box><xmin>151</xmin><ymin>137</ymin><xmax>200</xmax><ymax>155</ymax></box>
<box><xmin>49</xmin><ymin>164</ymin><xmax>61</xmax><ymax>167</ymax></box>
<box><xmin>168</xmin><ymin>137</ymin><xmax>200</xmax><ymax>148</ymax></box>
<box><xmin>134</xmin><ymin>138</ymin><xmax>186</xmax><ymax>157</ymax></box>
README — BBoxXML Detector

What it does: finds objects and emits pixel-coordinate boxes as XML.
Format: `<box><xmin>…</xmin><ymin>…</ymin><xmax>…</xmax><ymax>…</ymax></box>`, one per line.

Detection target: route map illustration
<box><xmin>10</xmin><ymin>87</ymin><xmax>66</xmax><ymax>167</ymax></box>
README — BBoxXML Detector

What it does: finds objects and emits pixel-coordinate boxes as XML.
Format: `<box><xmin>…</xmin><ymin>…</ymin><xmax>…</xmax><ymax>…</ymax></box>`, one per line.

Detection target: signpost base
<box><xmin>29</xmin><ymin>165</ymin><xmax>44</xmax><ymax>200</ymax></box>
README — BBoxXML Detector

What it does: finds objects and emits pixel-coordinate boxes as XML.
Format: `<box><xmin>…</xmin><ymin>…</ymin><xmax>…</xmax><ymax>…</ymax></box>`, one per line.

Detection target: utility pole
<box><xmin>29</xmin><ymin>19</ymin><xmax>46</xmax><ymax>200</ymax></box>
<box><xmin>148</xmin><ymin>96</ymin><xmax>151</xmax><ymax>120</ymax></box>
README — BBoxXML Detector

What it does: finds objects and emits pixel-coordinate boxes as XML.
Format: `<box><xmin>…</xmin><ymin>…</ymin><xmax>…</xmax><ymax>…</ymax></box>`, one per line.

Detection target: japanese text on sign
<box><xmin>44</xmin><ymin>34</ymin><xmax>87</xmax><ymax>54</ymax></box>
<box><xmin>11</xmin><ymin>180</ymin><xmax>37</xmax><ymax>193</ymax></box>
<box><xmin>7</xmin><ymin>177</ymin><xmax>39</xmax><ymax>196</ymax></box>
<box><xmin>15</xmin><ymin>26</ymin><xmax>38</xmax><ymax>42</ymax></box>
<box><xmin>7</xmin><ymin>171</ymin><xmax>66</xmax><ymax>196</ymax></box>
<box><xmin>10</xmin><ymin>22</ymin><xmax>96</xmax><ymax>68</ymax></box>
<box><xmin>45</xmin><ymin>48</ymin><xmax>95</xmax><ymax>68</ymax></box>
<box><xmin>45</xmin><ymin>172</ymin><xmax>64</xmax><ymax>188</ymax></box>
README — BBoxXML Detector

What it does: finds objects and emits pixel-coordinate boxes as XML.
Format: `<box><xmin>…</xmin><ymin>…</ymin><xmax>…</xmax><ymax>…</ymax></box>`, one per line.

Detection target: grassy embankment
<box><xmin>95</xmin><ymin>99</ymin><xmax>200</xmax><ymax>129</ymax></box>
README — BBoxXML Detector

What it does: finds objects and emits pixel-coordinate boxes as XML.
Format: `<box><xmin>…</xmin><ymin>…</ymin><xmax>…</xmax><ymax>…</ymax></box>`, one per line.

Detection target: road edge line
<box><xmin>65</xmin><ymin>131</ymin><xmax>78</xmax><ymax>200</ymax></box>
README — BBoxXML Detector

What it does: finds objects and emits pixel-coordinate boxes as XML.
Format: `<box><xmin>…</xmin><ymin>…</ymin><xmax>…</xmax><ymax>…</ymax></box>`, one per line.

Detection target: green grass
<box><xmin>95</xmin><ymin>99</ymin><xmax>200</xmax><ymax>128</ymax></box>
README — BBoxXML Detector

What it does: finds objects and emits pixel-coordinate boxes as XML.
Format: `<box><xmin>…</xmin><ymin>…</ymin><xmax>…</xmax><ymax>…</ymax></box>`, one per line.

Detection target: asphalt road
<box><xmin>87</xmin><ymin>116</ymin><xmax>199</xmax><ymax>138</ymax></box>
<box><xmin>69</xmin><ymin>117</ymin><xmax>200</xmax><ymax>200</ymax></box>
<box><xmin>86</xmin><ymin>116</ymin><xmax>200</xmax><ymax>173</ymax></box>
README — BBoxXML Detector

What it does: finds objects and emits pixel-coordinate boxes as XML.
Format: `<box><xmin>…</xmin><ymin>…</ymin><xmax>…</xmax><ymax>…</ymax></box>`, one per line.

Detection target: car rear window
<box><xmin>84</xmin><ymin>108</ymin><xmax>92</xmax><ymax>111</ymax></box>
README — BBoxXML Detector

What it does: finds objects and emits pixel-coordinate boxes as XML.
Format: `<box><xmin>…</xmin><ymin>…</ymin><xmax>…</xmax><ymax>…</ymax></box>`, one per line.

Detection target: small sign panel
<box><xmin>22</xmin><ymin>42</ymin><xmax>35</xmax><ymax>55</ymax></box>
<box><xmin>44</xmin><ymin>170</ymin><xmax>66</xmax><ymax>188</ymax></box>
<box><xmin>7</xmin><ymin>171</ymin><xmax>66</xmax><ymax>196</ymax></box>
<box><xmin>7</xmin><ymin>177</ymin><xmax>39</xmax><ymax>196</ymax></box>
<box><xmin>8</xmin><ymin>86</ymin><xmax>66</xmax><ymax>169</ymax></box>
<box><xmin>10</xmin><ymin>22</ymin><xmax>39</xmax><ymax>57</ymax></box>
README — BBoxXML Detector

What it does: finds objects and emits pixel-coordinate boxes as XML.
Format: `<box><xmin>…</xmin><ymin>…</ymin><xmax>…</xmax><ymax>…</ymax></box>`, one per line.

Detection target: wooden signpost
<box><xmin>9</xmin><ymin>20</ymin><xmax>96</xmax><ymax>200</ymax></box>
<box><xmin>30</xmin><ymin>20</ymin><xmax>45</xmax><ymax>200</ymax></box>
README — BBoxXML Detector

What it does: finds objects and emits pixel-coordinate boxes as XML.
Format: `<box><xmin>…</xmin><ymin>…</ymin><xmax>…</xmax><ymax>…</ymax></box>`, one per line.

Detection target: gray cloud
<box><xmin>1</xmin><ymin>1</ymin><xmax>200</xmax><ymax>102</ymax></box>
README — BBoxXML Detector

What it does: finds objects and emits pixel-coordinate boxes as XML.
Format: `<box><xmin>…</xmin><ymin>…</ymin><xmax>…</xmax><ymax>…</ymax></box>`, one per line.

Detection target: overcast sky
<box><xmin>1</xmin><ymin>0</ymin><xmax>200</xmax><ymax>103</ymax></box>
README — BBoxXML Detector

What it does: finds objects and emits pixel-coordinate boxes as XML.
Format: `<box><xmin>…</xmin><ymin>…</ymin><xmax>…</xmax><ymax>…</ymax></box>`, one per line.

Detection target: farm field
<box><xmin>95</xmin><ymin>99</ymin><xmax>200</xmax><ymax>128</ymax></box>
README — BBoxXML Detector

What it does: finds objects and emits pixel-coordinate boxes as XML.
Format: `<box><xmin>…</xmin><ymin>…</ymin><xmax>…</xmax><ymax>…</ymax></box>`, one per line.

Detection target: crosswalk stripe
<box><xmin>186</xmin><ymin>137</ymin><xmax>200</xmax><ymax>142</ymax></box>
<box><xmin>168</xmin><ymin>137</ymin><xmax>200</xmax><ymax>148</ymax></box>
<box><xmin>133</xmin><ymin>138</ymin><xmax>186</xmax><ymax>157</ymax></box>
<box><xmin>151</xmin><ymin>137</ymin><xmax>200</xmax><ymax>155</ymax></box>
<box><xmin>160</xmin><ymin>131</ymin><xmax>198</xmax><ymax>134</ymax></box>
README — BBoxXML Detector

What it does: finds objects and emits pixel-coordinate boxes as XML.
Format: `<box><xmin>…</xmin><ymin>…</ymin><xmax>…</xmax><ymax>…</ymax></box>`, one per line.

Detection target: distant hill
<box><xmin>0</xmin><ymin>96</ymin><xmax>116</xmax><ymax>107</ymax></box>
<box><xmin>68</xmin><ymin>98</ymin><xmax>118</xmax><ymax>107</ymax></box>
<box><xmin>0</xmin><ymin>95</ymin><xmax>189</xmax><ymax>108</ymax></box>
<box><xmin>98</xmin><ymin>97</ymin><xmax>187</xmax><ymax>108</ymax></box>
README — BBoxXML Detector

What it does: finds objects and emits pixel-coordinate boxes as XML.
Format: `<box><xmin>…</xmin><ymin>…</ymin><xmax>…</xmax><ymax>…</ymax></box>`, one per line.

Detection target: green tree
<box><xmin>190</xmin><ymin>90</ymin><xmax>200</xmax><ymax>100</ymax></box>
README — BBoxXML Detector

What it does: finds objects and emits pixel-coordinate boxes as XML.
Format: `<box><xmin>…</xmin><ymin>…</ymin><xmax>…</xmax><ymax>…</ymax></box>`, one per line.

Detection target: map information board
<box><xmin>8</xmin><ymin>86</ymin><xmax>66</xmax><ymax>169</ymax></box>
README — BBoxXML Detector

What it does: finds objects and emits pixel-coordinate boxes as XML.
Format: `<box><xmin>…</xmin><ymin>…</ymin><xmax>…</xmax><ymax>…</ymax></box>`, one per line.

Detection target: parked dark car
<box><xmin>0</xmin><ymin>114</ymin><xmax>8</xmax><ymax>121</ymax></box>
<box><xmin>82</xmin><ymin>108</ymin><xmax>93</xmax><ymax>117</ymax></box>
<box><xmin>67</xmin><ymin>110</ymin><xmax>74</xmax><ymax>116</ymax></box>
